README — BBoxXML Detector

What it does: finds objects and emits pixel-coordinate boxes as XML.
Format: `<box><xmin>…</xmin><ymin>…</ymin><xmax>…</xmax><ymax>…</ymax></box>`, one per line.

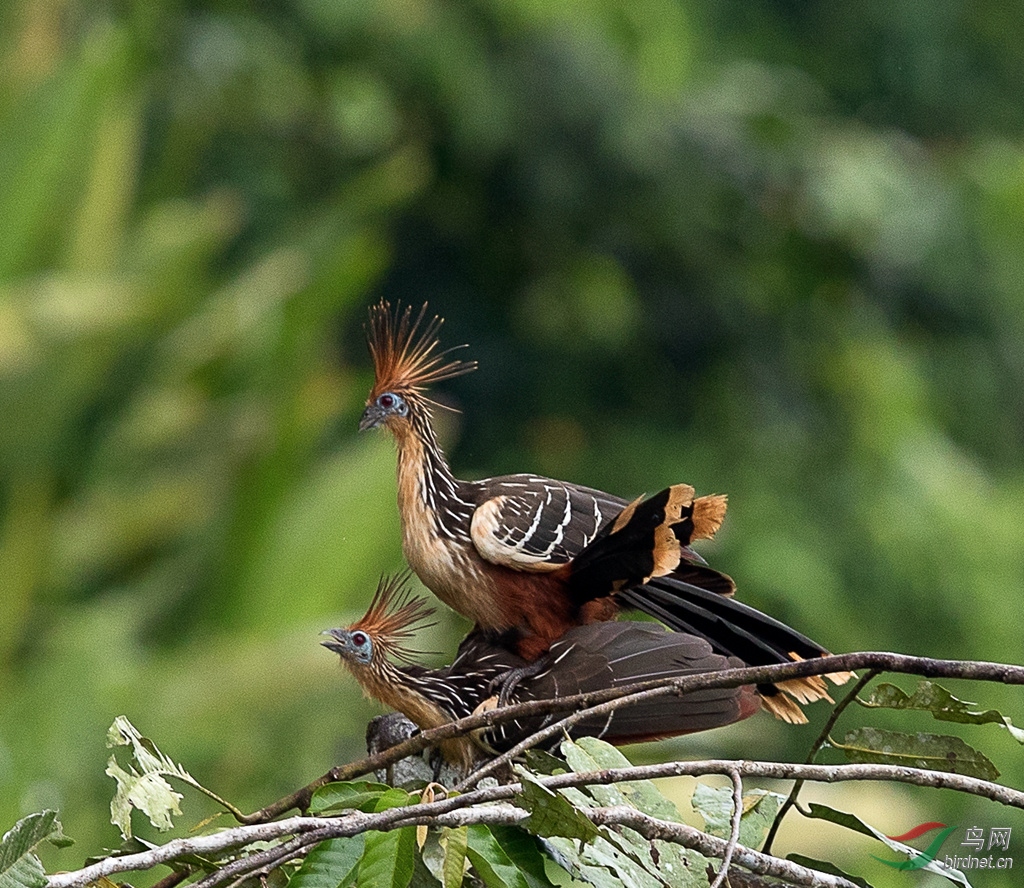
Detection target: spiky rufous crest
<box><xmin>366</xmin><ymin>300</ymin><xmax>477</xmax><ymax>402</ymax></box>
<box><xmin>350</xmin><ymin>573</ymin><xmax>438</xmax><ymax>665</ymax></box>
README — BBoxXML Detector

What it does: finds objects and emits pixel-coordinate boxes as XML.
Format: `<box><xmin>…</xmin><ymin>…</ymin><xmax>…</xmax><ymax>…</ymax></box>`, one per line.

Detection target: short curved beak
<box><xmin>320</xmin><ymin>628</ymin><xmax>346</xmax><ymax>655</ymax></box>
<box><xmin>358</xmin><ymin>404</ymin><xmax>385</xmax><ymax>432</ymax></box>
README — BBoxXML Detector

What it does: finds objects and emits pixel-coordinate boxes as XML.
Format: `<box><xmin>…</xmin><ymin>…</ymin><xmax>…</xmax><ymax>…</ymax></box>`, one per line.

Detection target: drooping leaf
<box><xmin>309</xmin><ymin>783</ymin><xmax>394</xmax><ymax>815</ymax></box>
<box><xmin>441</xmin><ymin>827</ymin><xmax>468</xmax><ymax>888</ymax></box>
<box><xmin>859</xmin><ymin>681</ymin><xmax>1024</xmax><ymax>742</ymax></box>
<box><xmin>288</xmin><ymin>836</ymin><xmax>365</xmax><ymax>888</ymax></box>
<box><xmin>832</xmin><ymin>727</ymin><xmax>999</xmax><ymax>780</ymax></box>
<box><xmin>801</xmin><ymin>804</ymin><xmax>974</xmax><ymax>887</ymax></box>
<box><xmin>465</xmin><ymin>825</ymin><xmax>532</xmax><ymax>888</ymax></box>
<box><xmin>356</xmin><ymin>827</ymin><xmax>416</xmax><ymax>888</ymax></box>
<box><xmin>786</xmin><ymin>854</ymin><xmax>875</xmax><ymax>888</ymax></box>
<box><xmin>0</xmin><ymin>811</ymin><xmax>70</xmax><ymax>888</ymax></box>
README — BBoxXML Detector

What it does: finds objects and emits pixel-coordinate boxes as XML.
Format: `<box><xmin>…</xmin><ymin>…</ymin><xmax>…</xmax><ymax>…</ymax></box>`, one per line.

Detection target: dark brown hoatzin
<box><xmin>323</xmin><ymin>575</ymin><xmax>760</xmax><ymax>768</ymax></box>
<box><xmin>359</xmin><ymin>300</ymin><xmax>853</xmax><ymax>722</ymax></box>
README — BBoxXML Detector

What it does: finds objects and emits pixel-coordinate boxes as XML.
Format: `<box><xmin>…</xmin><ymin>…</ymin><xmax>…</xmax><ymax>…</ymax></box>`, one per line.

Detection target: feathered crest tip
<box><xmin>351</xmin><ymin>573</ymin><xmax>438</xmax><ymax>664</ymax></box>
<box><xmin>365</xmin><ymin>300</ymin><xmax>477</xmax><ymax>399</ymax></box>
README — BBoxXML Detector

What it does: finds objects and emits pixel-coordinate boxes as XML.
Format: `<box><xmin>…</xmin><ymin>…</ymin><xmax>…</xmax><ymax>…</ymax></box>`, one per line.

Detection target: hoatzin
<box><xmin>358</xmin><ymin>300</ymin><xmax>853</xmax><ymax>723</ymax></box>
<box><xmin>323</xmin><ymin>575</ymin><xmax>760</xmax><ymax>768</ymax></box>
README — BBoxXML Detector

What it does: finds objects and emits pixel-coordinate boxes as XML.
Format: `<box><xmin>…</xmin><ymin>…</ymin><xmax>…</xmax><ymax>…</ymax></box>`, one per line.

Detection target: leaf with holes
<box><xmin>859</xmin><ymin>681</ymin><xmax>1024</xmax><ymax>742</ymax></box>
<box><xmin>832</xmin><ymin>727</ymin><xmax>998</xmax><ymax>780</ymax></box>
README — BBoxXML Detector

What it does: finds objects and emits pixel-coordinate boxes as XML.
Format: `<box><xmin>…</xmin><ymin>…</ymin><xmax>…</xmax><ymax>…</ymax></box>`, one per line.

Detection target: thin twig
<box><xmin>763</xmin><ymin>668</ymin><xmax>879</xmax><ymax>854</ymax></box>
<box><xmin>710</xmin><ymin>767</ymin><xmax>743</xmax><ymax>888</ymax></box>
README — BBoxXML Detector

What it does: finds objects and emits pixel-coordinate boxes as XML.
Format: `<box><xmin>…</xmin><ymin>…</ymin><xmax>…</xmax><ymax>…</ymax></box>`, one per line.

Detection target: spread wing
<box><xmin>468</xmin><ymin>475</ymin><xmax>626</xmax><ymax>571</ymax></box>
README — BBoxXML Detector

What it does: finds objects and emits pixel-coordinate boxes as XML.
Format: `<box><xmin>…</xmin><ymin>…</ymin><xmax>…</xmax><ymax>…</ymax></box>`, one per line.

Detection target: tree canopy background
<box><xmin>2</xmin><ymin>1</ymin><xmax>1022</xmax><ymax>884</ymax></box>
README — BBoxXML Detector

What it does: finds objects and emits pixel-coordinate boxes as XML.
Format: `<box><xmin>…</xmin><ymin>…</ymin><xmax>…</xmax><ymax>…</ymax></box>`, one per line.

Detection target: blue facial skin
<box><xmin>322</xmin><ymin>628</ymin><xmax>373</xmax><ymax>665</ymax></box>
<box><xmin>359</xmin><ymin>391</ymin><xmax>409</xmax><ymax>431</ymax></box>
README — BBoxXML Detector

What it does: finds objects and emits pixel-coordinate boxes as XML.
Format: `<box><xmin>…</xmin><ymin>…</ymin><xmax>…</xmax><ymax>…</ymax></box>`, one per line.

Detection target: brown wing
<box><xmin>478</xmin><ymin>621</ymin><xmax>758</xmax><ymax>751</ymax></box>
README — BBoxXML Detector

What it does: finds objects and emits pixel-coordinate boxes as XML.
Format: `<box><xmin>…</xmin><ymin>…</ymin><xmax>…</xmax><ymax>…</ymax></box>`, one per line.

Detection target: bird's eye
<box><xmin>351</xmin><ymin>631</ymin><xmax>368</xmax><ymax>647</ymax></box>
<box><xmin>379</xmin><ymin>394</ymin><xmax>394</xmax><ymax>409</ymax></box>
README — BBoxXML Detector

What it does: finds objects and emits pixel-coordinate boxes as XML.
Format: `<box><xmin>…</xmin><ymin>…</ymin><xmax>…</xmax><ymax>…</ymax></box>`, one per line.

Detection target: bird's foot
<box><xmin>489</xmin><ymin>655</ymin><xmax>553</xmax><ymax>706</ymax></box>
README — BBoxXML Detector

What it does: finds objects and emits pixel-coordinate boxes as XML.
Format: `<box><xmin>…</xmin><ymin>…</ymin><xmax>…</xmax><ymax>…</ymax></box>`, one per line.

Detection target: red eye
<box><xmin>379</xmin><ymin>394</ymin><xmax>394</xmax><ymax>408</ymax></box>
<box><xmin>352</xmin><ymin>632</ymin><xmax>368</xmax><ymax>647</ymax></box>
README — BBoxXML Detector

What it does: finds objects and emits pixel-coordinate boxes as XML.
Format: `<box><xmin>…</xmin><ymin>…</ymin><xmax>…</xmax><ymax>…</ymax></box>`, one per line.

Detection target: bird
<box><xmin>358</xmin><ymin>300</ymin><xmax>854</xmax><ymax>722</ymax></box>
<box><xmin>323</xmin><ymin>574</ymin><xmax>760</xmax><ymax>769</ymax></box>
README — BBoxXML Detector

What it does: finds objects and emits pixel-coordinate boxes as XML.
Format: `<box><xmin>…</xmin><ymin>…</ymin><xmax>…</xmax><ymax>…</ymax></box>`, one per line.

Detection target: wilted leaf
<box><xmin>0</xmin><ymin>811</ymin><xmax>69</xmax><ymax>888</ymax></box>
<box><xmin>105</xmin><ymin>716</ymin><xmax>235</xmax><ymax>837</ymax></box>
<box><xmin>833</xmin><ymin>727</ymin><xmax>999</xmax><ymax>780</ymax></box>
<box><xmin>860</xmin><ymin>682</ymin><xmax>1024</xmax><ymax>743</ymax></box>
<box><xmin>105</xmin><ymin>756</ymin><xmax>183</xmax><ymax>838</ymax></box>
<box><xmin>288</xmin><ymin>836</ymin><xmax>365</xmax><ymax>888</ymax></box>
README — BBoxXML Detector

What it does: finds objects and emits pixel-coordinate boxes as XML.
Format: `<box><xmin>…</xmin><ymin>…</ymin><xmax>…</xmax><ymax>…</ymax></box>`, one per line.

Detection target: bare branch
<box><xmin>47</xmin><ymin>753</ymin><xmax>1024</xmax><ymax>888</ymax></box>
<box><xmin>240</xmin><ymin>651</ymin><xmax>1023</xmax><ymax>819</ymax></box>
<box><xmin>710</xmin><ymin>766</ymin><xmax>743</xmax><ymax>888</ymax></box>
<box><xmin>587</xmin><ymin>806</ymin><xmax>860</xmax><ymax>888</ymax></box>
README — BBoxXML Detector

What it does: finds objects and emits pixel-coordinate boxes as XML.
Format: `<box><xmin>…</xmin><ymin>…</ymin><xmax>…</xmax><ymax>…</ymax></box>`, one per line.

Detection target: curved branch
<box><xmin>240</xmin><ymin>650</ymin><xmax>1024</xmax><ymax>820</ymax></box>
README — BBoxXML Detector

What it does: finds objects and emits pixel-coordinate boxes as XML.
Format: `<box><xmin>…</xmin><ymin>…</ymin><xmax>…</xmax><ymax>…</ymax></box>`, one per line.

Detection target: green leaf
<box><xmin>517</xmin><ymin>773</ymin><xmax>599</xmax><ymax>843</ymax></box>
<box><xmin>465</xmin><ymin>825</ymin><xmax>532</xmax><ymax>888</ymax></box>
<box><xmin>523</xmin><ymin>750</ymin><xmax>567</xmax><ymax>776</ymax></box>
<box><xmin>860</xmin><ymin>681</ymin><xmax>1024</xmax><ymax>743</ymax></box>
<box><xmin>0</xmin><ymin>811</ymin><xmax>69</xmax><ymax>888</ymax></box>
<box><xmin>786</xmin><ymin>854</ymin><xmax>874</xmax><ymax>888</ymax></box>
<box><xmin>356</xmin><ymin>827</ymin><xmax>416</xmax><ymax>888</ymax></box>
<box><xmin>309</xmin><ymin>782</ymin><xmax>394</xmax><ymax>814</ymax></box>
<box><xmin>560</xmin><ymin>738</ymin><xmax>680</xmax><ymax>822</ymax></box>
<box><xmin>801</xmin><ymin>805</ymin><xmax>974</xmax><ymax>887</ymax></box>
<box><xmin>441</xmin><ymin>827</ymin><xmax>467</xmax><ymax>888</ymax></box>
<box><xmin>288</xmin><ymin>837</ymin><xmax>365</xmax><ymax>888</ymax></box>
<box><xmin>832</xmin><ymin>727</ymin><xmax>999</xmax><ymax>780</ymax></box>
<box><xmin>485</xmin><ymin>827</ymin><xmax>555</xmax><ymax>888</ymax></box>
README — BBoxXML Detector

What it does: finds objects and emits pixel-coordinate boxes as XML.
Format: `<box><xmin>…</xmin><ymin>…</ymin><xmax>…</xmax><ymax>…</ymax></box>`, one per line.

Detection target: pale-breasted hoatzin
<box><xmin>323</xmin><ymin>575</ymin><xmax>760</xmax><ymax>768</ymax></box>
<box><xmin>358</xmin><ymin>300</ymin><xmax>854</xmax><ymax>723</ymax></box>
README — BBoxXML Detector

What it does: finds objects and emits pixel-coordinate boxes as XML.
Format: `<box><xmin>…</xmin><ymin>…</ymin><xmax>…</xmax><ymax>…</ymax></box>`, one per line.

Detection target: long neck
<box><xmin>346</xmin><ymin>657</ymin><xmax>454</xmax><ymax>730</ymax></box>
<box><xmin>394</xmin><ymin>402</ymin><xmax>474</xmax><ymax>540</ymax></box>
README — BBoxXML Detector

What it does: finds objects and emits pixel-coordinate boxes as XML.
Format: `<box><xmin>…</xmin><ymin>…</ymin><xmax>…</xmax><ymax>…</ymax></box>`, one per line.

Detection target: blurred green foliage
<box><xmin>1</xmin><ymin>1</ymin><xmax>1022</xmax><ymax>883</ymax></box>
